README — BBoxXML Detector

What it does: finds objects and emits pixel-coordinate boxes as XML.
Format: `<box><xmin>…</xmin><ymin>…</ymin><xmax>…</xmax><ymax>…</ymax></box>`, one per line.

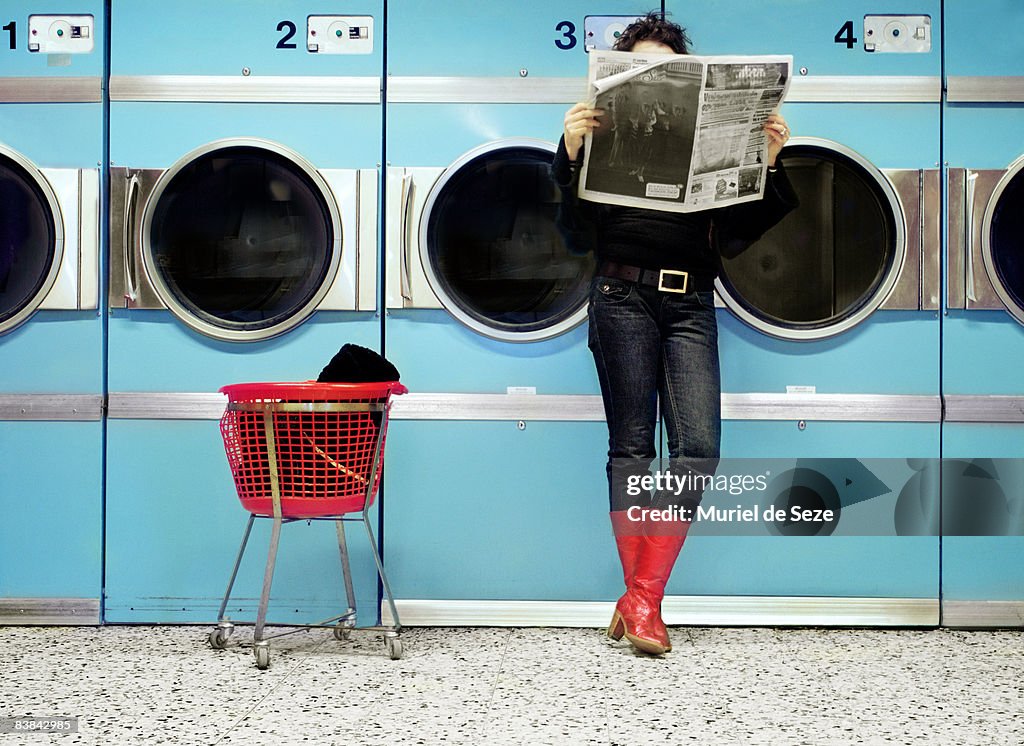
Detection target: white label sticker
<box><xmin>307</xmin><ymin>15</ymin><xmax>374</xmax><ymax>54</ymax></box>
<box><xmin>28</xmin><ymin>15</ymin><xmax>94</xmax><ymax>55</ymax></box>
<box><xmin>786</xmin><ymin>385</ymin><xmax>817</xmax><ymax>394</ymax></box>
<box><xmin>645</xmin><ymin>182</ymin><xmax>682</xmax><ymax>199</ymax></box>
<box><xmin>507</xmin><ymin>386</ymin><xmax>537</xmax><ymax>395</ymax></box>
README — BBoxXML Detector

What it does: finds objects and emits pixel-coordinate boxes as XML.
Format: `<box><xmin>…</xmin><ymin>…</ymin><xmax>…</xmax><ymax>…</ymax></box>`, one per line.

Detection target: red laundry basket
<box><xmin>219</xmin><ymin>381</ymin><xmax>408</xmax><ymax>518</ymax></box>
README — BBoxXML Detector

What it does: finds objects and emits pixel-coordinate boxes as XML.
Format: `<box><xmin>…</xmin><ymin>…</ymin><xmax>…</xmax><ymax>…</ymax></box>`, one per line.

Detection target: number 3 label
<box><xmin>555</xmin><ymin>20</ymin><xmax>576</xmax><ymax>50</ymax></box>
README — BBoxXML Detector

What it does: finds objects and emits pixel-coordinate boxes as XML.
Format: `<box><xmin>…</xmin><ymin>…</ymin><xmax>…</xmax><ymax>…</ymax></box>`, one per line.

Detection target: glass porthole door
<box><xmin>982</xmin><ymin>155</ymin><xmax>1024</xmax><ymax>325</ymax></box>
<box><xmin>419</xmin><ymin>139</ymin><xmax>595</xmax><ymax>342</ymax></box>
<box><xmin>0</xmin><ymin>146</ymin><xmax>63</xmax><ymax>336</ymax></box>
<box><xmin>137</xmin><ymin>138</ymin><xmax>341</xmax><ymax>342</ymax></box>
<box><xmin>717</xmin><ymin>138</ymin><xmax>905</xmax><ymax>340</ymax></box>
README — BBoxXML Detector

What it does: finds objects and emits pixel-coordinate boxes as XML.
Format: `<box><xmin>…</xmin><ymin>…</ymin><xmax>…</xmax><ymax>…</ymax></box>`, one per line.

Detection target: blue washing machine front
<box><xmin>104</xmin><ymin>0</ymin><xmax>385</xmax><ymax>624</ymax></box>
<box><xmin>941</xmin><ymin>0</ymin><xmax>1024</xmax><ymax>626</ymax></box>
<box><xmin>652</xmin><ymin>0</ymin><xmax>943</xmax><ymax>620</ymax></box>
<box><xmin>382</xmin><ymin>1</ymin><xmax>654</xmax><ymax>624</ymax></box>
<box><xmin>0</xmin><ymin>2</ymin><xmax>104</xmax><ymax>624</ymax></box>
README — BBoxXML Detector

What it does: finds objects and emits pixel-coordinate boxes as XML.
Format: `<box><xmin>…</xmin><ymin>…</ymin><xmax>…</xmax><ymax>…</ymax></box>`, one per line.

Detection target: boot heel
<box><xmin>607</xmin><ymin>609</ymin><xmax>625</xmax><ymax>640</ymax></box>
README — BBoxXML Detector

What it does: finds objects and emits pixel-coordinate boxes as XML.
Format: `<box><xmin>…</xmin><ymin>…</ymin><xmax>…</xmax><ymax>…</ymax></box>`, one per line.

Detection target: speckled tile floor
<box><xmin>1</xmin><ymin>625</ymin><xmax>1022</xmax><ymax>745</ymax></box>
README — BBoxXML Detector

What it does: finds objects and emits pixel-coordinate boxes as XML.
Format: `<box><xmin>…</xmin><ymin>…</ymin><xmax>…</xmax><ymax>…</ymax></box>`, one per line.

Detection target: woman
<box><xmin>552</xmin><ymin>13</ymin><xmax>798</xmax><ymax>655</ymax></box>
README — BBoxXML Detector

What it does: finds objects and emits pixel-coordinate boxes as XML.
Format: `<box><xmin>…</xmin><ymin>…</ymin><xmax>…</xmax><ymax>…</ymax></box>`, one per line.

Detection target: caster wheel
<box><xmin>333</xmin><ymin>624</ymin><xmax>353</xmax><ymax>641</ymax></box>
<box><xmin>385</xmin><ymin>636</ymin><xmax>403</xmax><ymax>660</ymax></box>
<box><xmin>208</xmin><ymin>628</ymin><xmax>230</xmax><ymax>650</ymax></box>
<box><xmin>254</xmin><ymin>644</ymin><xmax>270</xmax><ymax>670</ymax></box>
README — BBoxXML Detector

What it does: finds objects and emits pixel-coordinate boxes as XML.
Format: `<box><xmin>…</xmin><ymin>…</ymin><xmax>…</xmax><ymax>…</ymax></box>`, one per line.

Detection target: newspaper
<box><xmin>579</xmin><ymin>50</ymin><xmax>792</xmax><ymax>212</ymax></box>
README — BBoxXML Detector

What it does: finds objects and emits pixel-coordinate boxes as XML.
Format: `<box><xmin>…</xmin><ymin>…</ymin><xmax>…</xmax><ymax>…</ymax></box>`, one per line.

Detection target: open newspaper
<box><xmin>579</xmin><ymin>50</ymin><xmax>792</xmax><ymax>212</ymax></box>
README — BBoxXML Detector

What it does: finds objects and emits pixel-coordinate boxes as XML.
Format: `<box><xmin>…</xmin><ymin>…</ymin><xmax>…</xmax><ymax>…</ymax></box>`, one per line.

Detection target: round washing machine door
<box><xmin>717</xmin><ymin>138</ymin><xmax>905</xmax><ymax>341</ymax></box>
<box><xmin>141</xmin><ymin>138</ymin><xmax>341</xmax><ymax>342</ymax></box>
<box><xmin>982</xmin><ymin>154</ymin><xmax>1024</xmax><ymax>326</ymax></box>
<box><xmin>0</xmin><ymin>145</ymin><xmax>63</xmax><ymax>336</ymax></box>
<box><xmin>419</xmin><ymin>139</ymin><xmax>595</xmax><ymax>342</ymax></box>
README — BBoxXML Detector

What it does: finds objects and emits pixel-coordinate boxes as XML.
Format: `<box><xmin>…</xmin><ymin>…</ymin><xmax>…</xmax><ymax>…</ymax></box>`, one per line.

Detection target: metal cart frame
<box><xmin>209</xmin><ymin>382</ymin><xmax>406</xmax><ymax>669</ymax></box>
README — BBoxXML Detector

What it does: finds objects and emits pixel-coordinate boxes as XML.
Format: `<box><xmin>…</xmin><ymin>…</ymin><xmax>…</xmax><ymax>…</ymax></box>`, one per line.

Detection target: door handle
<box><xmin>964</xmin><ymin>170</ymin><xmax>977</xmax><ymax>304</ymax></box>
<box><xmin>399</xmin><ymin>172</ymin><xmax>414</xmax><ymax>305</ymax></box>
<box><xmin>122</xmin><ymin>172</ymin><xmax>140</xmax><ymax>306</ymax></box>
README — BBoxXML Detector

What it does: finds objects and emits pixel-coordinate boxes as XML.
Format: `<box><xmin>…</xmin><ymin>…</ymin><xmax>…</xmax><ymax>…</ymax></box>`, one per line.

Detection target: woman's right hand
<box><xmin>563</xmin><ymin>102</ymin><xmax>604</xmax><ymax>161</ymax></box>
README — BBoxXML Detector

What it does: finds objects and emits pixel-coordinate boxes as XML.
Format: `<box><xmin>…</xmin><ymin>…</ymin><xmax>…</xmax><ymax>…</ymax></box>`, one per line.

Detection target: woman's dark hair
<box><xmin>613</xmin><ymin>11</ymin><xmax>691</xmax><ymax>54</ymax></box>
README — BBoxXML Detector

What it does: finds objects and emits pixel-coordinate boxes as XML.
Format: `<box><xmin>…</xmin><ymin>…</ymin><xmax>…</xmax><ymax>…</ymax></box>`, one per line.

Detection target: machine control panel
<box><xmin>583</xmin><ymin>15</ymin><xmax>643</xmax><ymax>52</ymax></box>
<box><xmin>863</xmin><ymin>15</ymin><xmax>931</xmax><ymax>53</ymax></box>
<box><xmin>306</xmin><ymin>15</ymin><xmax>373</xmax><ymax>54</ymax></box>
<box><xmin>27</xmin><ymin>14</ymin><xmax>94</xmax><ymax>54</ymax></box>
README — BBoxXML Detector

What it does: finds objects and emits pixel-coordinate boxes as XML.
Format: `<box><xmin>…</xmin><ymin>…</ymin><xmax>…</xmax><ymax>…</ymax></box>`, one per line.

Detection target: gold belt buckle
<box><xmin>658</xmin><ymin>269</ymin><xmax>689</xmax><ymax>294</ymax></box>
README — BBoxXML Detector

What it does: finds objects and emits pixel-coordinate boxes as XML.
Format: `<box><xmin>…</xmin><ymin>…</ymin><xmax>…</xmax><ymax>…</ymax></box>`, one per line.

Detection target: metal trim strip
<box><xmin>392</xmin><ymin>393</ymin><xmax>605</xmax><ymax>421</ymax></box>
<box><xmin>106</xmin><ymin>392</ymin><xmax>940</xmax><ymax>422</ymax></box>
<box><xmin>947</xmin><ymin>168</ymin><xmax>967</xmax><ymax>309</ymax></box>
<box><xmin>721</xmin><ymin>393</ymin><xmax>941</xmax><ymax>422</ymax></box>
<box><xmin>227</xmin><ymin>401</ymin><xmax>385</xmax><ymax>414</ymax></box>
<box><xmin>391</xmin><ymin>393</ymin><xmax>940</xmax><ymax>422</ymax></box>
<box><xmin>0</xmin><ymin>395</ymin><xmax>103</xmax><ymax>421</ymax></box>
<box><xmin>965</xmin><ymin>169</ymin><xmax>1009</xmax><ymax>310</ymax></box>
<box><xmin>0</xmin><ymin>598</ymin><xmax>101</xmax><ymax>625</ymax></box>
<box><xmin>880</xmin><ymin>168</ymin><xmax>923</xmax><ymax>311</ymax></box>
<box><xmin>382</xmin><ymin>597</ymin><xmax>938</xmax><ymax>627</ymax></box>
<box><xmin>109</xmin><ymin>75</ymin><xmax>381</xmax><ymax>103</ymax></box>
<box><xmin>0</xmin><ymin>76</ymin><xmax>103</xmax><ymax>103</ymax></box>
<box><xmin>944</xmin><ymin>395</ymin><xmax>1024</xmax><ymax>423</ymax></box>
<box><xmin>947</xmin><ymin>76</ymin><xmax>1024</xmax><ymax>103</ymax></box>
<box><xmin>107</xmin><ymin>392</ymin><xmax>227</xmax><ymax>420</ymax></box>
<box><xmin>920</xmin><ymin>169</ymin><xmax>942</xmax><ymax>311</ymax></box>
<box><xmin>387</xmin><ymin>76</ymin><xmax>587</xmax><ymax>103</ymax></box>
<box><xmin>386</xmin><ymin>76</ymin><xmax>941</xmax><ymax>104</ymax></box>
<box><xmin>942</xmin><ymin>600</ymin><xmax>1024</xmax><ymax>628</ymax></box>
<box><xmin>787</xmin><ymin>76</ymin><xmax>941</xmax><ymax>102</ymax></box>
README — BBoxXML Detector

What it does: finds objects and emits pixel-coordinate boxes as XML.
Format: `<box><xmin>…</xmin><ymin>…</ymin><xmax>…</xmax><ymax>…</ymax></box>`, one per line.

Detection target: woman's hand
<box><xmin>563</xmin><ymin>102</ymin><xmax>604</xmax><ymax>161</ymax></box>
<box><xmin>763</xmin><ymin>113</ymin><xmax>791</xmax><ymax>167</ymax></box>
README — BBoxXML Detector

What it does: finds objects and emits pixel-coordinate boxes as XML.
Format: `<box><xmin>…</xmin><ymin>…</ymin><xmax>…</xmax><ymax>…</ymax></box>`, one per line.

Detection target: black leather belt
<box><xmin>597</xmin><ymin>261</ymin><xmax>715</xmax><ymax>294</ymax></box>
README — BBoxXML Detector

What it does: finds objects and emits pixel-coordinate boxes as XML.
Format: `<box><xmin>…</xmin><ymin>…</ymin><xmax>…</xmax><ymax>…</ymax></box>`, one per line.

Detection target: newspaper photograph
<box><xmin>578</xmin><ymin>50</ymin><xmax>792</xmax><ymax>213</ymax></box>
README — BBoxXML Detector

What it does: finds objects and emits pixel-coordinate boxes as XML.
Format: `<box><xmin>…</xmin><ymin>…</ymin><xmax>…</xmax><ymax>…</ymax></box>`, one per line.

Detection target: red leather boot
<box><xmin>608</xmin><ymin>521</ymin><xmax>689</xmax><ymax>654</ymax></box>
<box><xmin>606</xmin><ymin>511</ymin><xmax>643</xmax><ymax>642</ymax></box>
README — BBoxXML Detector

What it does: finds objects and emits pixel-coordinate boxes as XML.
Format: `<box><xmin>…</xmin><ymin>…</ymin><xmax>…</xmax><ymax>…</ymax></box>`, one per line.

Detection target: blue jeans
<box><xmin>588</xmin><ymin>275</ymin><xmax>721</xmax><ymax>511</ymax></box>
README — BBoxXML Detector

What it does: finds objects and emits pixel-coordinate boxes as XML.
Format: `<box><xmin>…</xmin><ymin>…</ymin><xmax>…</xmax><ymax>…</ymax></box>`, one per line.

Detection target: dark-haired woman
<box><xmin>553</xmin><ymin>13</ymin><xmax>799</xmax><ymax>655</ymax></box>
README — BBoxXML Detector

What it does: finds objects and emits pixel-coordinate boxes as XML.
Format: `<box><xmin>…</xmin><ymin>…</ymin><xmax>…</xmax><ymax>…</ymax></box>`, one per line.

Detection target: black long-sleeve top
<box><xmin>551</xmin><ymin>136</ymin><xmax>799</xmax><ymax>279</ymax></box>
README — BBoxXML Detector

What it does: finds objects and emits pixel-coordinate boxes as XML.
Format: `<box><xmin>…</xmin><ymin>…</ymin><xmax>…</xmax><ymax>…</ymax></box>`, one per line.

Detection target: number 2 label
<box><xmin>276</xmin><ymin>20</ymin><xmax>297</xmax><ymax>50</ymax></box>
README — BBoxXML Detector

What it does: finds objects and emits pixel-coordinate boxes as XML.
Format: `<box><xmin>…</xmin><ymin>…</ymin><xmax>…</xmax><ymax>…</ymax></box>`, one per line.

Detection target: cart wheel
<box><xmin>254</xmin><ymin>643</ymin><xmax>271</xmax><ymax>670</ymax></box>
<box><xmin>333</xmin><ymin>624</ymin><xmax>353</xmax><ymax>641</ymax></box>
<box><xmin>385</xmin><ymin>635</ymin><xmax>403</xmax><ymax>660</ymax></box>
<box><xmin>208</xmin><ymin>628</ymin><xmax>230</xmax><ymax>650</ymax></box>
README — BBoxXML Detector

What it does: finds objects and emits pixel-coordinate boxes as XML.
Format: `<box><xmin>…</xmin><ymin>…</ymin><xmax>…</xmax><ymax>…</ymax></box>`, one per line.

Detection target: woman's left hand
<box><xmin>764</xmin><ymin>113</ymin><xmax>791</xmax><ymax>167</ymax></box>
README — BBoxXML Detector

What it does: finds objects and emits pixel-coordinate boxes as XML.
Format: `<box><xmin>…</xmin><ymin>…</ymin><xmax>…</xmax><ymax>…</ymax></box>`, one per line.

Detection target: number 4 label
<box><xmin>834</xmin><ymin>20</ymin><xmax>857</xmax><ymax>49</ymax></box>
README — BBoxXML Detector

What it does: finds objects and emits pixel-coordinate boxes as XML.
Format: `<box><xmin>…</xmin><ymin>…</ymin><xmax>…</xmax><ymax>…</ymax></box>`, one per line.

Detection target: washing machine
<box><xmin>941</xmin><ymin>0</ymin><xmax>1024</xmax><ymax>628</ymax></box>
<box><xmin>642</xmin><ymin>0</ymin><xmax>944</xmax><ymax>625</ymax></box>
<box><xmin>381</xmin><ymin>1</ymin><xmax>661</xmax><ymax>627</ymax></box>
<box><xmin>103</xmin><ymin>1</ymin><xmax>383</xmax><ymax>624</ymax></box>
<box><xmin>0</xmin><ymin>4</ymin><xmax>103</xmax><ymax>625</ymax></box>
